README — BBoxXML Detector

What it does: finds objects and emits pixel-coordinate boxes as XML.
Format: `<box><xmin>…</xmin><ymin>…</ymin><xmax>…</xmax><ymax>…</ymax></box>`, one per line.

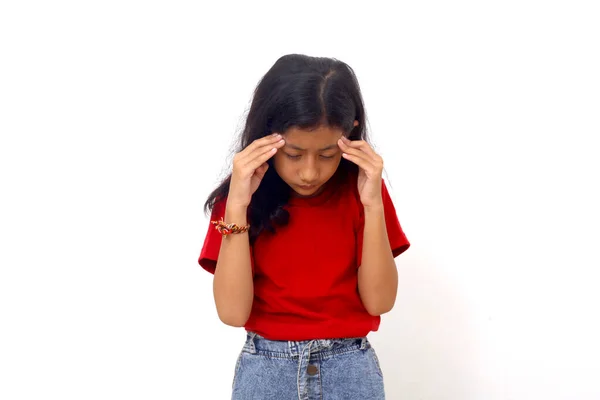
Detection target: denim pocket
<box><xmin>231</xmin><ymin>351</ymin><xmax>244</xmax><ymax>390</ymax></box>
<box><xmin>368</xmin><ymin>347</ymin><xmax>384</xmax><ymax>378</ymax></box>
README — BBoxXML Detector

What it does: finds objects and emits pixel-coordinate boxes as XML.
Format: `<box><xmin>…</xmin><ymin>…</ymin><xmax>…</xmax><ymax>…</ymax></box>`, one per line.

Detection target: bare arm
<box><xmin>212</xmin><ymin>133</ymin><xmax>286</xmax><ymax>327</ymax></box>
<box><xmin>212</xmin><ymin>203</ymin><xmax>254</xmax><ymax>327</ymax></box>
<box><xmin>357</xmin><ymin>204</ymin><xmax>398</xmax><ymax>316</ymax></box>
<box><xmin>337</xmin><ymin>136</ymin><xmax>398</xmax><ymax>316</ymax></box>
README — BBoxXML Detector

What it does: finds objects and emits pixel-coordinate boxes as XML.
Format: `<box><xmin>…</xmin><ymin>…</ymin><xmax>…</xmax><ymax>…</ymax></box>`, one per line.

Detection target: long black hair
<box><xmin>204</xmin><ymin>54</ymin><xmax>370</xmax><ymax>243</ymax></box>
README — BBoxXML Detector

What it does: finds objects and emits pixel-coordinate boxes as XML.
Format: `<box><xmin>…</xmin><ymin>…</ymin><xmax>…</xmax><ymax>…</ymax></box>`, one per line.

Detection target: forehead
<box><xmin>282</xmin><ymin>125</ymin><xmax>344</xmax><ymax>148</ymax></box>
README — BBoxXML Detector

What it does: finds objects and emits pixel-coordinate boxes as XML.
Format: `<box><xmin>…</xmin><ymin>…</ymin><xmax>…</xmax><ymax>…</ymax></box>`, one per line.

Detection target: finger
<box><xmin>339</xmin><ymin>141</ymin><xmax>383</xmax><ymax>172</ymax></box>
<box><xmin>239</xmin><ymin>134</ymin><xmax>281</xmax><ymax>162</ymax></box>
<box><xmin>234</xmin><ymin>141</ymin><xmax>278</xmax><ymax>177</ymax></box>
<box><xmin>340</xmin><ymin>136</ymin><xmax>366</xmax><ymax>148</ymax></box>
<box><xmin>340</xmin><ymin>137</ymin><xmax>381</xmax><ymax>162</ymax></box>
<box><xmin>341</xmin><ymin>151</ymin><xmax>376</xmax><ymax>171</ymax></box>
<box><xmin>242</xmin><ymin>137</ymin><xmax>285</xmax><ymax>163</ymax></box>
<box><xmin>246</xmin><ymin>145</ymin><xmax>279</xmax><ymax>172</ymax></box>
<box><xmin>240</xmin><ymin>133</ymin><xmax>284</xmax><ymax>161</ymax></box>
<box><xmin>338</xmin><ymin>139</ymin><xmax>376</xmax><ymax>164</ymax></box>
<box><xmin>253</xmin><ymin>163</ymin><xmax>269</xmax><ymax>181</ymax></box>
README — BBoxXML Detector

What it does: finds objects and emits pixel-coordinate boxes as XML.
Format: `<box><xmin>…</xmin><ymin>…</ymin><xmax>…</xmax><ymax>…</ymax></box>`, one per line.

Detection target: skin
<box><xmin>213</xmin><ymin>121</ymin><xmax>398</xmax><ymax>326</ymax></box>
<box><xmin>213</xmin><ymin>133</ymin><xmax>286</xmax><ymax>326</ymax></box>
<box><xmin>336</xmin><ymin>128</ymin><xmax>399</xmax><ymax>316</ymax></box>
<box><xmin>273</xmin><ymin>124</ymin><xmax>347</xmax><ymax>198</ymax></box>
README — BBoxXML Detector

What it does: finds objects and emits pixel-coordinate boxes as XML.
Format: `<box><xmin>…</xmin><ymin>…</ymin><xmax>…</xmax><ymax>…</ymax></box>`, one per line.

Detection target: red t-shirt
<box><xmin>198</xmin><ymin>173</ymin><xmax>410</xmax><ymax>340</ymax></box>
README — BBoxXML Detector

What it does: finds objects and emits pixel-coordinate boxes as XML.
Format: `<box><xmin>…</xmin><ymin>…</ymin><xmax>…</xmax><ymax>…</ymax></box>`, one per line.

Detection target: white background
<box><xmin>1</xmin><ymin>1</ymin><xmax>599</xmax><ymax>399</ymax></box>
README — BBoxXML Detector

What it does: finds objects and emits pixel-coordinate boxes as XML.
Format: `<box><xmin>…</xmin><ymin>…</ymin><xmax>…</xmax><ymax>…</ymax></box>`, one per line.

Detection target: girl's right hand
<box><xmin>227</xmin><ymin>133</ymin><xmax>286</xmax><ymax>209</ymax></box>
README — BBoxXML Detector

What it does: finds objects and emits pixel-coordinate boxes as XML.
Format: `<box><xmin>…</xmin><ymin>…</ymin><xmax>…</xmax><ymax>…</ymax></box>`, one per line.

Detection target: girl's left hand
<box><xmin>338</xmin><ymin>136</ymin><xmax>384</xmax><ymax>208</ymax></box>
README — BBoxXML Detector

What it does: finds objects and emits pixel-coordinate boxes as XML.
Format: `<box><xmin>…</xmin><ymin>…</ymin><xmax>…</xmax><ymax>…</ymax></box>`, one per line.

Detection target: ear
<box><xmin>353</xmin><ymin>120</ymin><xmax>359</xmax><ymax>127</ymax></box>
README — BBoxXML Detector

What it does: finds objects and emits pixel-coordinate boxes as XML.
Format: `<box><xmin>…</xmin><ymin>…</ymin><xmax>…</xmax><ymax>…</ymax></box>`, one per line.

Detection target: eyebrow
<box><xmin>285</xmin><ymin>143</ymin><xmax>338</xmax><ymax>151</ymax></box>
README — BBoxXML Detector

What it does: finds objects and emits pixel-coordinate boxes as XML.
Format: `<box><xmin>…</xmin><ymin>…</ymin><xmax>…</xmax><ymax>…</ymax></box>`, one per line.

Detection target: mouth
<box><xmin>298</xmin><ymin>184</ymin><xmax>317</xmax><ymax>191</ymax></box>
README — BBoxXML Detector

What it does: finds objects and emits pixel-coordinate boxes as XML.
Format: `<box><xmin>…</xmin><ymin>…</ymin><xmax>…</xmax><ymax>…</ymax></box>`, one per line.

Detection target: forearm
<box><xmin>357</xmin><ymin>205</ymin><xmax>398</xmax><ymax>316</ymax></box>
<box><xmin>213</xmin><ymin>204</ymin><xmax>254</xmax><ymax>327</ymax></box>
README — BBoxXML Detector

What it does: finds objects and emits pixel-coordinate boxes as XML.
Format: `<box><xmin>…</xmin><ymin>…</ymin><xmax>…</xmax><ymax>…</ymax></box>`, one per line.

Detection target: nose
<box><xmin>299</xmin><ymin>159</ymin><xmax>318</xmax><ymax>183</ymax></box>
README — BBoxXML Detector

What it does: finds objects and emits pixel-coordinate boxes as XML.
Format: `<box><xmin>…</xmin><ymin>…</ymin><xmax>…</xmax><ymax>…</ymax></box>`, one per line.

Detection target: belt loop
<box><xmin>244</xmin><ymin>331</ymin><xmax>258</xmax><ymax>354</ymax></box>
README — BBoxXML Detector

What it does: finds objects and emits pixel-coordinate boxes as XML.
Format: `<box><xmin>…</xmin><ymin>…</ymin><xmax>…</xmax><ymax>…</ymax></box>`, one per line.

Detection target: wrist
<box><xmin>363</xmin><ymin>202</ymin><xmax>384</xmax><ymax>214</ymax></box>
<box><xmin>224</xmin><ymin>202</ymin><xmax>248</xmax><ymax>224</ymax></box>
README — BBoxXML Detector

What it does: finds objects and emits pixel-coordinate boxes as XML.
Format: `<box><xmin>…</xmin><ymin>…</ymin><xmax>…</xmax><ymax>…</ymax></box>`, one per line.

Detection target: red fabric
<box><xmin>198</xmin><ymin>173</ymin><xmax>410</xmax><ymax>341</ymax></box>
<box><xmin>198</xmin><ymin>199</ymin><xmax>255</xmax><ymax>275</ymax></box>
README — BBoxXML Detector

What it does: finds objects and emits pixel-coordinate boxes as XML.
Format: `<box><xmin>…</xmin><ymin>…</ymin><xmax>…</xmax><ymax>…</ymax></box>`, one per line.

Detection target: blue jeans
<box><xmin>231</xmin><ymin>331</ymin><xmax>385</xmax><ymax>399</ymax></box>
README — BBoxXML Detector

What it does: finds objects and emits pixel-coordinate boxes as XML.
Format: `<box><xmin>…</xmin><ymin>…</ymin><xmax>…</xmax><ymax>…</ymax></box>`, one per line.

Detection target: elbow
<box><xmin>221</xmin><ymin>318</ymin><xmax>247</xmax><ymax>328</ymax></box>
<box><xmin>364</xmin><ymin>299</ymin><xmax>395</xmax><ymax>317</ymax></box>
<box><xmin>359</xmin><ymin>285</ymin><xmax>397</xmax><ymax>316</ymax></box>
<box><xmin>214</xmin><ymin>297</ymin><xmax>252</xmax><ymax>327</ymax></box>
<box><xmin>217</xmin><ymin>309</ymin><xmax>250</xmax><ymax>327</ymax></box>
<box><xmin>213</xmin><ymin>277</ymin><xmax>254</xmax><ymax>328</ymax></box>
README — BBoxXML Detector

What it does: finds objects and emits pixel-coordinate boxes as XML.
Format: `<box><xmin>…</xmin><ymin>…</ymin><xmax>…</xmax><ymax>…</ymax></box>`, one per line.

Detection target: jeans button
<box><xmin>307</xmin><ymin>365</ymin><xmax>318</xmax><ymax>375</ymax></box>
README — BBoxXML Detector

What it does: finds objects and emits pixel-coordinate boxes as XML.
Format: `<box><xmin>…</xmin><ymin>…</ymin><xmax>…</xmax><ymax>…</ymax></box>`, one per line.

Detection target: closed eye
<box><xmin>284</xmin><ymin>154</ymin><xmax>336</xmax><ymax>160</ymax></box>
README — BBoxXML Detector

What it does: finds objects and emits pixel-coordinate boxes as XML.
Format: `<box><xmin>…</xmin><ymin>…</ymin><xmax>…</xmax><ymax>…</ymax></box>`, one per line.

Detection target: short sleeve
<box><xmin>197</xmin><ymin>198</ymin><xmax>255</xmax><ymax>275</ymax></box>
<box><xmin>198</xmin><ymin>199</ymin><xmax>226</xmax><ymax>274</ymax></box>
<box><xmin>356</xmin><ymin>179</ymin><xmax>410</xmax><ymax>266</ymax></box>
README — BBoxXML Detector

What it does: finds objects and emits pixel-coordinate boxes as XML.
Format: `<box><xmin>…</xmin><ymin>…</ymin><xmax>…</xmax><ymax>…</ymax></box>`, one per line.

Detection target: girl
<box><xmin>198</xmin><ymin>54</ymin><xmax>410</xmax><ymax>400</ymax></box>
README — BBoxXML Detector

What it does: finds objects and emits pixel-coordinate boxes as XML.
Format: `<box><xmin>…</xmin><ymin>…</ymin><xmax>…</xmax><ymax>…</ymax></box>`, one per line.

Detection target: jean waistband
<box><xmin>242</xmin><ymin>331</ymin><xmax>370</xmax><ymax>360</ymax></box>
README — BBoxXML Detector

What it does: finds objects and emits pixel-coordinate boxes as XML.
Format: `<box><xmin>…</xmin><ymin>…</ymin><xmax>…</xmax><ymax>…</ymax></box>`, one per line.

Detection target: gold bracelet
<box><xmin>211</xmin><ymin>218</ymin><xmax>250</xmax><ymax>237</ymax></box>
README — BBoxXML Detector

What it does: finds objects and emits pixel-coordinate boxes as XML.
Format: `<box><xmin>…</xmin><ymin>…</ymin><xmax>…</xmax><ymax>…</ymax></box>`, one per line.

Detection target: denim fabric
<box><xmin>231</xmin><ymin>331</ymin><xmax>385</xmax><ymax>400</ymax></box>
